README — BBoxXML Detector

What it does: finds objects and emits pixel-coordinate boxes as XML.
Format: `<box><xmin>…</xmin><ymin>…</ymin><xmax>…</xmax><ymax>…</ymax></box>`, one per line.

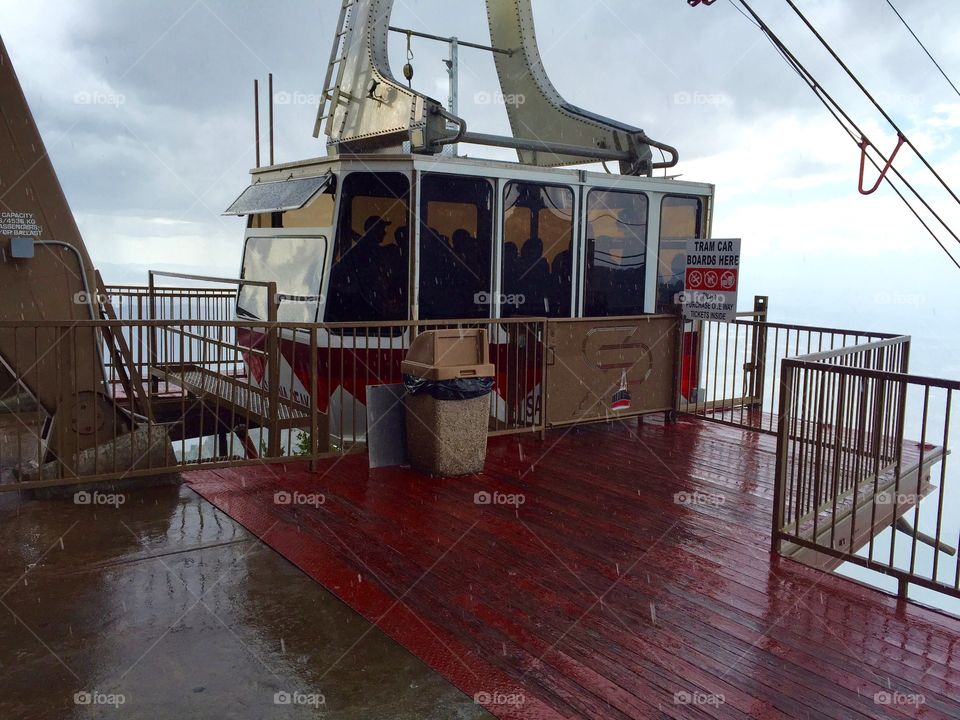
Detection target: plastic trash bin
<box><xmin>402</xmin><ymin>329</ymin><xmax>495</xmax><ymax>476</ymax></box>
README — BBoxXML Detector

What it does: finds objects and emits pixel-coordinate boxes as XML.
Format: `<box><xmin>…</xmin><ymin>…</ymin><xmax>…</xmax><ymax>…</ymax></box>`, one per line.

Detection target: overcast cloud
<box><xmin>1</xmin><ymin>0</ymin><xmax>959</xmax><ymax>373</ymax></box>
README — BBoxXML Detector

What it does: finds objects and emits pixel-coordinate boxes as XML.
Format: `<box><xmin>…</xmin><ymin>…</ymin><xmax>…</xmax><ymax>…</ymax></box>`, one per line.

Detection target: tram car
<box><xmin>226</xmin><ymin>0</ymin><xmax>714</xmax><ymax>440</ymax></box>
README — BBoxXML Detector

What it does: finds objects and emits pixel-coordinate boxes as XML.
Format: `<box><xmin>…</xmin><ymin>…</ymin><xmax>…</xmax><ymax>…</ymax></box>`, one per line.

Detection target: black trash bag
<box><xmin>403</xmin><ymin>374</ymin><xmax>494</xmax><ymax>401</ymax></box>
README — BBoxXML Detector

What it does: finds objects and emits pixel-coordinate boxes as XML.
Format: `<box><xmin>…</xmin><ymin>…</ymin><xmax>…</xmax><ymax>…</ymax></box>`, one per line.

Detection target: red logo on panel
<box><xmin>686</xmin><ymin>268</ymin><xmax>737</xmax><ymax>291</ymax></box>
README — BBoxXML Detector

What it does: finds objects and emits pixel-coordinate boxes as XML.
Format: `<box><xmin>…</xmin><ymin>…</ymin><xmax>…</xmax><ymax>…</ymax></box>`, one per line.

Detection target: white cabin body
<box><xmin>229</xmin><ymin>153</ymin><xmax>715</xmax><ymax>327</ymax></box>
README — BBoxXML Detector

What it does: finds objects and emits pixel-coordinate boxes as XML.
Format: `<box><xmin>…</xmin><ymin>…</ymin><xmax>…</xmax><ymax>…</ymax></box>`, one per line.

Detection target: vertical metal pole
<box><xmin>771</xmin><ymin>361</ymin><xmax>793</xmax><ymax>554</ymax></box>
<box><xmin>409</xmin><ymin>168</ymin><xmax>419</xmax><ymax>324</ymax></box>
<box><xmin>447</xmin><ymin>37</ymin><xmax>458</xmax><ymax>156</ymax></box>
<box><xmin>268</xmin><ymin>73</ymin><xmax>275</xmax><ymax>166</ymax></box>
<box><xmin>254</xmin><ymin>79</ymin><xmax>261</xmax><ymax>169</ymax></box>
<box><xmin>147</xmin><ymin>271</ymin><xmax>159</xmax><ymax>400</ymax></box>
<box><xmin>267</xmin><ymin>282</ymin><xmax>280</xmax><ymax>457</ymax></box>
<box><xmin>54</xmin><ymin>327</ymin><xmax>66</xmax><ymax>479</ymax></box>
<box><xmin>750</xmin><ymin>295</ymin><xmax>768</xmax><ymax>407</ymax></box>
<box><xmin>671</xmin><ymin>316</ymin><xmax>682</xmax><ymax>417</ymax></box>
<box><xmin>539</xmin><ymin>319</ymin><xmax>548</xmax><ymax>440</ymax></box>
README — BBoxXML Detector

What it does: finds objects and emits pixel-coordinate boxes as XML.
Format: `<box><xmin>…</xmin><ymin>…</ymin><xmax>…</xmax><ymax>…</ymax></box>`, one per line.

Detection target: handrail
<box><xmin>0</xmin><ymin>317</ymin><xmax>550</xmax><ymax>330</ymax></box>
<box><xmin>784</xmin><ymin>359</ymin><xmax>960</xmax><ymax>391</ymax></box>
<box><xmin>730</xmin><ymin>317</ymin><xmax>901</xmax><ymax>339</ymax></box>
<box><xmin>161</xmin><ymin>327</ymin><xmax>269</xmax><ymax>358</ymax></box>
<box><xmin>105</xmin><ymin>286</ymin><xmax>236</xmax><ymax>295</ymax></box>
<box><xmin>794</xmin><ymin>334</ymin><xmax>911</xmax><ymax>363</ymax></box>
<box><xmin>147</xmin><ymin>270</ymin><xmax>275</xmax><ymax>288</ymax></box>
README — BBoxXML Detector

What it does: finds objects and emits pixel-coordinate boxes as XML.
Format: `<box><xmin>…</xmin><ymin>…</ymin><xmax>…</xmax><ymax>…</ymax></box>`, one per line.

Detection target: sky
<box><xmin>1</xmin><ymin>0</ymin><xmax>960</xmax><ymax>374</ymax></box>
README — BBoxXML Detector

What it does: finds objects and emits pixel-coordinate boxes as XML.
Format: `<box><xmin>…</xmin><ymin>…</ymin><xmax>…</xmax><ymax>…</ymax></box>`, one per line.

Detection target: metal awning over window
<box><xmin>223</xmin><ymin>172</ymin><xmax>333</xmax><ymax>216</ymax></box>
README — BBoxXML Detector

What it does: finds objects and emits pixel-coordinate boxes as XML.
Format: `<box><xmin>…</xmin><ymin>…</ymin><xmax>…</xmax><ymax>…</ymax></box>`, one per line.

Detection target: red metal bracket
<box><xmin>858</xmin><ymin>133</ymin><xmax>906</xmax><ymax>195</ymax></box>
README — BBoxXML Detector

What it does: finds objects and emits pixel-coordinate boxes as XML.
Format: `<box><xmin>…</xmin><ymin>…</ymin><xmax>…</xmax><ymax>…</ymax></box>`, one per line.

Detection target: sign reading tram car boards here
<box><xmin>681</xmin><ymin>238</ymin><xmax>741</xmax><ymax>322</ymax></box>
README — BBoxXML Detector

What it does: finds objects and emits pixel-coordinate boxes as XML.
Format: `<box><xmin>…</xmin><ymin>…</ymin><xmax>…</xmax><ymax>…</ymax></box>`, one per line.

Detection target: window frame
<box><xmin>656</xmin><ymin>194</ymin><xmax>706</xmax><ymax>315</ymax></box>
<box><xmin>582</xmin><ymin>187</ymin><xmax>650</xmax><ymax>318</ymax></box>
<box><xmin>324</xmin><ymin>170</ymin><xmax>412</xmax><ymax>324</ymax></box>
<box><xmin>417</xmin><ymin>172</ymin><xmax>496</xmax><ymax>321</ymax></box>
<box><xmin>500</xmin><ymin>180</ymin><xmax>578</xmax><ymax>319</ymax></box>
<box><xmin>237</xmin><ymin>228</ymin><xmax>330</xmax><ymax>323</ymax></box>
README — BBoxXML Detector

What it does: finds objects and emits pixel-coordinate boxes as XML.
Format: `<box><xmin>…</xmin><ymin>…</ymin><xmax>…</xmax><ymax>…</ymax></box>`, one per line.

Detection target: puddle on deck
<box><xmin>0</xmin><ymin>481</ymin><xmax>490</xmax><ymax>719</ymax></box>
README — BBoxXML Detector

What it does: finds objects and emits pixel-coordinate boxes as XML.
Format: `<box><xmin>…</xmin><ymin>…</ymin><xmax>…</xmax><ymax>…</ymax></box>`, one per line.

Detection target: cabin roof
<box><xmin>247</xmin><ymin>152</ymin><xmax>715</xmax><ymax>196</ymax></box>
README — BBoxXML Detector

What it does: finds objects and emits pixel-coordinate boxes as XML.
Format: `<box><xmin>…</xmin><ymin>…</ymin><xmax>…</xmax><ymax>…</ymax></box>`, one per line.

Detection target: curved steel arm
<box><xmin>644</xmin><ymin>134</ymin><xmax>680</xmax><ymax>170</ymax></box>
<box><xmin>485</xmin><ymin>0</ymin><xmax>668</xmax><ymax>174</ymax></box>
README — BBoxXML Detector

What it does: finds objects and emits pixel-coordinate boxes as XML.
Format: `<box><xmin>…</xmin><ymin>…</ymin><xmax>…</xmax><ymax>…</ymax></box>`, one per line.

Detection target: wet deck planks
<box><xmin>187</xmin><ymin>415</ymin><xmax>960</xmax><ymax>719</ymax></box>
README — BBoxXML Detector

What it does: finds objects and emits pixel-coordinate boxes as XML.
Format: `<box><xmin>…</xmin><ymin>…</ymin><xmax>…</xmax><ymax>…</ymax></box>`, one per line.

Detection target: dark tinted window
<box><xmin>419</xmin><ymin>174</ymin><xmax>493</xmax><ymax>320</ymax></box>
<box><xmin>657</xmin><ymin>195</ymin><xmax>704</xmax><ymax>313</ymax></box>
<box><xmin>502</xmin><ymin>182</ymin><xmax>574</xmax><ymax>317</ymax></box>
<box><xmin>325</xmin><ymin>173</ymin><xmax>409</xmax><ymax>322</ymax></box>
<box><xmin>584</xmin><ymin>190</ymin><xmax>648</xmax><ymax>316</ymax></box>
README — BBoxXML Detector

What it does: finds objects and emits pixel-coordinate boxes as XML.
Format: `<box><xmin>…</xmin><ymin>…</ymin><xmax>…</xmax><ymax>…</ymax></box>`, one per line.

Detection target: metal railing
<box><xmin>678</xmin><ymin>297</ymin><xmax>902</xmax><ymax>434</ymax></box>
<box><xmin>0</xmin><ymin>308</ymin><xmax>547</xmax><ymax>490</ymax></box>
<box><xmin>101</xmin><ymin>283</ymin><xmax>239</xmax><ymax>385</ymax></box>
<box><xmin>773</xmin><ymin>336</ymin><xmax>958</xmax><ymax>603</ymax></box>
<box><xmin>6</xmin><ymin>281</ymin><xmax>958</xmax><ymax>610</ymax></box>
<box><xmin>103</xmin><ymin>284</ymin><xmax>238</xmax><ymax>322</ymax></box>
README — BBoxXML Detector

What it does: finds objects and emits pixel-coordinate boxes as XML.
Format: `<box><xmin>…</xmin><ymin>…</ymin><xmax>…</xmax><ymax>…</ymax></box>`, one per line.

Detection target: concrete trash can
<box><xmin>402</xmin><ymin>329</ymin><xmax>495</xmax><ymax>476</ymax></box>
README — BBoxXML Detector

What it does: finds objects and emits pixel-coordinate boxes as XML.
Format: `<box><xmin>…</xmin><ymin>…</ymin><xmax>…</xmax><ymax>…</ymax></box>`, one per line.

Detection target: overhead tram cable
<box><xmin>884</xmin><ymin>0</ymin><xmax>960</xmax><ymax>101</ymax></box>
<box><xmin>781</xmin><ymin>0</ymin><xmax>960</xmax><ymax>211</ymax></box>
<box><xmin>720</xmin><ymin>0</ymin><xmax>960</xmax><ymax>271</ymax></box>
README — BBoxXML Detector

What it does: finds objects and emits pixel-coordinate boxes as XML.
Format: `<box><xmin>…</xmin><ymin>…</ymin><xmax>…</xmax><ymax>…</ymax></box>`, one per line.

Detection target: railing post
<box><xmin>829</xmin><ymin>370</ymin><xmax>847</xmax><ymax>467</ymax></box>
<box><xmin>771</xmin><ymin>358</ymin><xmax>792</xmax><ymax>554</ymax></box>
<box><xmin>749</xmin><ymin>295</ymin><xmax>769</xmax><ymax>407</ymax></box>
<box><xmin>539</xmin><ymin>319</ymin><xmax>548</xmax><ymax>440</ymax></box>
<box><xmin>869</xmin><ymin>346</ymin><xmax>888</xmax><ymax>460</ymax></box>
<box><xmin>266</xmin><ymin>281</ymin><xmax>281</xmax><ymax>457</ymax></box>
<box><xmin>147</xmin><ymin>271</ymin><xmax>159</xmax><ymax>401</ymax></box>
<box><xmin>891</xmin><ymin>339</ymin><xmax>910</xmax><ymax>472</ymax></box>
<box><xmin>672</xmin><ymin>315</ymin><xmax>683</xmax><ymax>417</ymax></box>
<box><xmin>897</xmin><ymin>578</ymin><xmax>909</xmax><ymax>600</ymax></box>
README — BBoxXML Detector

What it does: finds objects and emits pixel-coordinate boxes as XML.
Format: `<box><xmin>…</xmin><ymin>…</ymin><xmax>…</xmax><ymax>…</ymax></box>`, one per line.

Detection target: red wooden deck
<box><xmin>186</xmin><ymin>416</ymin><xmax>960</xmax><ymax>719</ymax></box>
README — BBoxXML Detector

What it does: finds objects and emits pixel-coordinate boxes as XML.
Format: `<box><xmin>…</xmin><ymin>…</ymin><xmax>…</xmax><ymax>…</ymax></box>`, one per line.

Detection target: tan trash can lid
<box><xmin>401</xmin><ymin>328</ymin><xmax>495</xmax><ymax>381</ymax></box>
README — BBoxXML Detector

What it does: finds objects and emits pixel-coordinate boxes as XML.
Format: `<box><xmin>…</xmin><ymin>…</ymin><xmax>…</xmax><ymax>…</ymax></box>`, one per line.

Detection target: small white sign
<box><xmin>681</xmin><ymin>238</ymin><xmax>741</xmax><ymax>322</ymax></box>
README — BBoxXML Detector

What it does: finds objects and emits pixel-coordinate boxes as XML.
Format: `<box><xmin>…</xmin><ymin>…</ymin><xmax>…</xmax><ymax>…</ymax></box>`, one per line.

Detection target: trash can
<box><xmin>402</xmin><ymin>329</ymin><xmax>495</xmax><ymax>476</ymax></box>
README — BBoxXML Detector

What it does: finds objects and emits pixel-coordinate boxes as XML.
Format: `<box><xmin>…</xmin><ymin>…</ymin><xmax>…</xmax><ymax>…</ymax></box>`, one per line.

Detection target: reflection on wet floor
<box><xmin>0</xmin><ymin>413</ymin><xmax>40</xmax><ymax>484</ymax></box>
<box><xmin>0</xmin><ymin>483</ymin><xmax>490</xmax><ymax>719</ymax></box>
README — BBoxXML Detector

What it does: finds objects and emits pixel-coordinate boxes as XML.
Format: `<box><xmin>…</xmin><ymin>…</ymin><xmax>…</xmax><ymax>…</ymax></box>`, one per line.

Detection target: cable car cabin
<box><xmin>225</xmin><ymin>153</ymin><xmax>714</xmax><ymax>441</ymax></box>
